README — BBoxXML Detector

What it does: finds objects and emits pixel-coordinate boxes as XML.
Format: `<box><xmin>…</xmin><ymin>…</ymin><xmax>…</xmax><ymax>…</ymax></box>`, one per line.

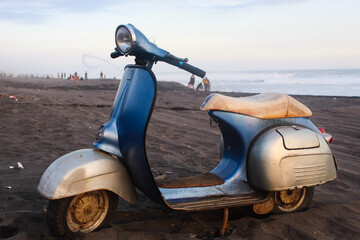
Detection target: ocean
<box><xmin>156</xmin><ymin>69</ymin><xmax>360</xmax><ymax>97</ymax></box>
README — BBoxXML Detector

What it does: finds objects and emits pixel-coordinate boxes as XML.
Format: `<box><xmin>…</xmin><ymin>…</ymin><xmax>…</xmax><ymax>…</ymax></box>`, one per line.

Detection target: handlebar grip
<box><xmin>110</xmin><ymin>50</ymin><xmax>123</xmax><ymax>59</ymax></box>
<box><xmin>179</xmin><ymin>62</ymin><xmax>206</xmax><ymax>78</ymax></box>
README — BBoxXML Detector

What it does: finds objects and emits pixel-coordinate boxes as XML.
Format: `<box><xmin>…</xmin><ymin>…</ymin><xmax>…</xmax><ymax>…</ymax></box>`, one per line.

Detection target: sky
<box><xmin>0</xmin><ymin>0</ymin><xmax>359</xmax><ymax>78</ymax></box>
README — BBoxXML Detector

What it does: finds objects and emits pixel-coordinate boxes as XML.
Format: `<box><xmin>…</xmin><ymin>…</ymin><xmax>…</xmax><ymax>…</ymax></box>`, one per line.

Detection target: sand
<box><xmin>0</xmin><ymin>76</ymin><xmax>359</xmax><ymax>239</ymax></box>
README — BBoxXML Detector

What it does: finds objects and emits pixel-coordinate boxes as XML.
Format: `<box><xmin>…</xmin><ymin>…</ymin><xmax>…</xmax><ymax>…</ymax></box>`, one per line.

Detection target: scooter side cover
<box><xmin>37</xmin><ymin>149</ymin><xmax>138</xmax><ymax>203</ymax></box>
<box><xmin>248</xmin><ymin>126</ymin><xmax>337</xmax><ymax>191</ymax></box>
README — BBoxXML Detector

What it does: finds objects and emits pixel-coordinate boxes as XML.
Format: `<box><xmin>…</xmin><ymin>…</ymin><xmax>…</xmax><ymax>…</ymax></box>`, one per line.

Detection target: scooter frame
<box><xmin>37</xmin><ymin>23</ymin><xmax>338</xmax><ymax>237</ymax></box>
<box><xmin>39</xmin><ymin>63</ymin><xmax>336</xmax><ymax>212</ymax></box>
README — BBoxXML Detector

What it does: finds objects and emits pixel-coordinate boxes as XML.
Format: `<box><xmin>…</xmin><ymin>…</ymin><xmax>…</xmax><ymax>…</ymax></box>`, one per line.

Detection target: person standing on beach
<box><xmin>203</xmin><ymin>77</ymin><xmax>210</xmax><ymax>91</ymax></box>
<box><xmin>85</xmin><ymin>71</ymin><xmax>88</xmax><ymax>80</ymax></box>
<box><xmin>188</xmin><ymin>74</ymin><xmax>195</xmax><ymax>89</ymax></box>
<box><xmin>100</xmin><ymin>71</ymin><xmax>103</xmax><ymax>79</ymax></box>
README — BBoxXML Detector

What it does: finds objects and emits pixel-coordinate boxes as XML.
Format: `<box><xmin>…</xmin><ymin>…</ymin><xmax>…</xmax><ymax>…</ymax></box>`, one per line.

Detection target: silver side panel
<box><xmin>37</xmin><ymin>149</ymin><xmax>137</xmax><ymax>203</ymax></box>
<box><xmin>248</xmin><ymin>126</ymin><xmax>337</xmax><ymax>191</ymax></box>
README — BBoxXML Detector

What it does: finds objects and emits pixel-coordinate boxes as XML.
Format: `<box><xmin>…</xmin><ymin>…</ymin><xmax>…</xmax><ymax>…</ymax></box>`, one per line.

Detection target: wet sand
<box><xmin>0</xmin><ymin>77</ymin><xmax>359</xmax><ymax>239</ymax></box>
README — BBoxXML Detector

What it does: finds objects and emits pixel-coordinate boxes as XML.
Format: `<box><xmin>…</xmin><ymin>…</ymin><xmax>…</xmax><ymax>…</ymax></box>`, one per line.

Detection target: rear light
<box><xmin>318</xmin><ymin>127</ymin><xmax>325</xmax><ymax>134</ymax></box>
<box><xmin>318</xmin><ymin>127</ymin><xmax>333</xmax><ymax>144</ymax></box>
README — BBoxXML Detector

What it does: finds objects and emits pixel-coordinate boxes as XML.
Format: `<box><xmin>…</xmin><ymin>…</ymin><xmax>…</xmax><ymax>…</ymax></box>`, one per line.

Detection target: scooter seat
<box><xmin>200</xmin><ymin>92</ymin><xmax>312</xmax><ymax>119</ymax></box>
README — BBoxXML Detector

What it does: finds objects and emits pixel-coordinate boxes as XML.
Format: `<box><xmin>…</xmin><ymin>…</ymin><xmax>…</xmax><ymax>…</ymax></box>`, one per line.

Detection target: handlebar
<box><xmin>163</xmin><ymin>53</ymin><xmax>206</xmax><ymax>78</ymax></box>
<box><xmin>178</xmin><ymin>62</ymin><xmax>206</xmax><ymax>78</ymax></box>
<box><xmin>111</xmin><ymin>51</ymin><xmax>122</xmax><ymax>59</ymax></box>
<box><xmin>110</xmin><ymin>48</ymin><xmax>123</xmax><ymax>59</ymax></box>
<box><xmin>110</xmin><ymin>49</ymin><xmax>206</xmax><ymax>78</ymax></box>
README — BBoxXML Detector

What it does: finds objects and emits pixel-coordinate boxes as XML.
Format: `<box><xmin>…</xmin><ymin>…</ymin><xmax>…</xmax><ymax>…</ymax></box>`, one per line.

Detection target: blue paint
<box><xmin>94</xmin><ymin>65</ymin><xmax>165</xmax><ymax>204</ymax></box>
<box><xmin>94</xmin><ymin>64</ymin><xmax>322</xmax><ymax>207</ymax></box>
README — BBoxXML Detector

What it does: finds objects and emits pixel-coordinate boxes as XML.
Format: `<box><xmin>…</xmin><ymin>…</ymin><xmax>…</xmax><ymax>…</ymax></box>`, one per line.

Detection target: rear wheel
<box><xmin>272</xmin><ymin>187</ymin><xmax>314</xmax><ymax>214</ymax></box>
<box><xmin>46</xmin><ymin>190</ymin><xmax>118</xmax><ymax>236</ymax></box>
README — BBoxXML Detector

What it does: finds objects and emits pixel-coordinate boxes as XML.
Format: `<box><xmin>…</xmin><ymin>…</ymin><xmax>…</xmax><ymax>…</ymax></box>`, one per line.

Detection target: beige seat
<box><xmin>200</xmin><ymin>92</ymin><xmax>312</xmax><ymax>119</ymax></box>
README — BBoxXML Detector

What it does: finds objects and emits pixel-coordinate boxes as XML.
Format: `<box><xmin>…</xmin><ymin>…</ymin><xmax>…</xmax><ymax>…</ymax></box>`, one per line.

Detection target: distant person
<box><xmin>203</xmin><ymin>77</ymin><xmax>210</xmax><ymax>91</ymax></box>
<box><xmin>85</xmin><ymin>71</ymin><xmax>88</xmax><ymax>80</ymax></box>
<box><xmin>196</xmin><ymin>82</ymin><xmax>204</xmax><ymax>91</ymax></box>
<box><xmin>188</xmin><ymin>74</ymin><xmax>195</xmax><ymax>89</ymax></box>
<box><xmin>100</xmin><ymin>71</ymin><xmax>103</xmax><ymax>79</ymax></box>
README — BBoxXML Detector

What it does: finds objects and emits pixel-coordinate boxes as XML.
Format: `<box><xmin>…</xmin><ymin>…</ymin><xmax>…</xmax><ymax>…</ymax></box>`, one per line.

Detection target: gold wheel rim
<box><xmin>275</xmin><ymin>188</ymin><xmax>306</xmax><ymax>212</ymax></box>
<box><xmin>66</xmin><ymin>190</ymin><xmax>109</xmax><ymax>233</ymax></box>
<box><xmin>279</xmin><ymin>189</ymin><xmax>302</xmax><ymax>204</ymax></box>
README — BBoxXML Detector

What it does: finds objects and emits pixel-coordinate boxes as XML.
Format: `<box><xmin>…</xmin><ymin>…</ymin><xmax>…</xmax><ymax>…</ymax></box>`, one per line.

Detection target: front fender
<box><xmin>37</xmin><ymin>149</ymin><xmax>137</xmax><ymax>203</ymax></box>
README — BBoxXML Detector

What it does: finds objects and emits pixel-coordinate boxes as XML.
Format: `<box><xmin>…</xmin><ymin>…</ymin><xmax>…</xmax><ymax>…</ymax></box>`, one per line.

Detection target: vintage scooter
<box><xmin>38</xmin><ymin>24</ymin><xmax>337</xmax><ymax>236</ymax></box>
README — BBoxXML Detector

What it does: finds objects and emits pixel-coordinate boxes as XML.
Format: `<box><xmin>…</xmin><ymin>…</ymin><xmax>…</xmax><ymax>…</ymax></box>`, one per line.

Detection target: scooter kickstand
<box><xmin>219</xmin><ymin>208</ymin><xmax>229</xmax><ymax>237</ymax></box>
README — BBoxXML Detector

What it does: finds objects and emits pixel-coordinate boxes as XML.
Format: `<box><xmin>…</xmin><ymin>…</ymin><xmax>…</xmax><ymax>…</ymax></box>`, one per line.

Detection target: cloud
<box><xmin>0</xmin><ymin>0</ymin><xmax>311</xmax><ymax>24</ymax></box>
<box><xmin>181</xmin><ymin>0</ymin><xmax>309</xmax><ymax>9</ymax></box>
<box><xmin>0</xmin><ymin>0</ymin><xmax>121</xmax><ymax>24</ymax></box>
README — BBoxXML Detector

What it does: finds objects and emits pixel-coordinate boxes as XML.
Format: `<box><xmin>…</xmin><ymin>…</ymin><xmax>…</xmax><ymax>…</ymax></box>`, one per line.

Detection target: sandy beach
<box><xmin>0</xmin><ymin>76</ymin><xmax>359</xmax><ymax>239</ymax></box>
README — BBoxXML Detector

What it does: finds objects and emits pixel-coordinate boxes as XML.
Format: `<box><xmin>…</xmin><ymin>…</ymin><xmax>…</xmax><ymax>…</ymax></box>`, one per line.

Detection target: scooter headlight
<box><xmin>115</xmin><ymin>25</ymin><xmax>135</xmax><ymax>54</ymax></box>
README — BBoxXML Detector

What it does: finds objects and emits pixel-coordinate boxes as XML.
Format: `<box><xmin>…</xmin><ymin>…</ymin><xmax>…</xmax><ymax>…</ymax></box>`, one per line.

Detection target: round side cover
<box><xmin>248</xmin><ymin>126</ymin><xmax>336</xmax><ymax>191</ymax></box>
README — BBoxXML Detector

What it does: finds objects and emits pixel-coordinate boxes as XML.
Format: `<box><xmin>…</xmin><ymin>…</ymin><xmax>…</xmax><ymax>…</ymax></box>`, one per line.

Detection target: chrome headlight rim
<box><xmin>115</xmin><ymin>24</ymin><xmax>137</xmax><ymax>54</ymax></box>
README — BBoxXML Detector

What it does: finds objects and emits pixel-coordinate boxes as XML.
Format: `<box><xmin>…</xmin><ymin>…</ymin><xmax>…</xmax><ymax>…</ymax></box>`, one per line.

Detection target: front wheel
<box><xmin>272</xmin><ymin>187</ymin><xmax>314</xmax><ymax>214</ymax></box>
<box><xmin>46</xmin><ymin>190</ymin><xmax>118</xmax><ymax>236</ymax></box>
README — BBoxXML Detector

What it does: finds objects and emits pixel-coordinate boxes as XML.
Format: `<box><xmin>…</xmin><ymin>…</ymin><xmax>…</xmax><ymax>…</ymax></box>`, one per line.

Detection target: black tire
<box><xmin>272</xmin><ymin>187</ymin><xmax>314</xmax><ymax>214</ymax></box>
<box><xmin>46</xmin><ymin>190</ymin><xmax>118</xmax><ymax>236</ymax></box>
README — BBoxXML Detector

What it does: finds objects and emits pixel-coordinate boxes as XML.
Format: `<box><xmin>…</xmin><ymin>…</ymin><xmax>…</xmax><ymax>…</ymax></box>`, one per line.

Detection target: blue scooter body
<box><xmin>93</xmin><ymin>64</ymin><xmax>321</xmax><ymax>207</ymax></box>
<box><xmin>38</xmin><ymin>24</ymin><xmax>337</xmax><ymax>236</ymax></box>
<box><xmin>94</xmin><ymin>65</ymin><xmax>164</xmax><ymax>204</ymax></box>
